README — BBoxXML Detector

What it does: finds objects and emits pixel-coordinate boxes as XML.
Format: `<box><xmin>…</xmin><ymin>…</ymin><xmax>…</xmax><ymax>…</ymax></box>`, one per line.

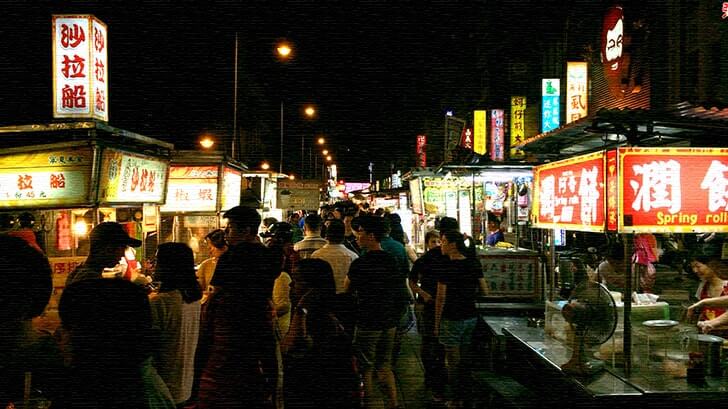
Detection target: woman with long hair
<box><xmin>434</xmin><ymin>230</ymin><xmax>488</xmax><ymax>409</ymax></box>
<box><xmin>150</xmin><ymin>242</ymin><xmax>202</xmax><ymax>407</ymax></box>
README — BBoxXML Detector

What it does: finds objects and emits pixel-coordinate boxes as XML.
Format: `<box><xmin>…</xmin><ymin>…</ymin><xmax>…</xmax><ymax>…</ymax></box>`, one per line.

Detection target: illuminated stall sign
<box><xmin>490</xmin><ymin>109</ymin><xmax>505</xmax><ymax>161</ymax></box>
<box><xmin>606</xmin><ymin>149</ymin><xmax>619</xmax><ymax>231</ymax></box>
<box><xmin>220</xmin><ymin>167</ymin><xmax>242</xmax><ymax>212</ymax></box>
<box><xmin>0</xmin><ymin>148</ymin><xmax>94</xmax><ymax>207</ymax></box>
<box><xmin>278</xmin><ymin>180</ymin><xmax>321</xmax><ymax>210</ymax></box>
<box><xmin>619</xmin><ymin>148</ymin><xmax>728</xmax><ymax>233</ymax></box>
<box><xmin>410</xmin><ymin>178</ymin><xmax>424</xmax><ymax>215</ymax></box>
<box><xmin>542</xmin><ymin>79</ymin><xmax>560</xmax><ymax>133</ymax></box>
<box><xmin>98</xmin><ymin>149</ymin><xmax>168</xmax><ymax>204</ymax></box>
<box><xmin>510</xmin><ymin>96</ymin><xmax>526</xmax><ymax>158</ymax></box>
<box><xmin>161</xmin><ymin>166</ymin><xmax>218</xmax><ymax>212</ymax></box>
<box><xmin>416</xmin><ymin>135</ymin><xmax>427</xmax><ymax>168</ymax></box>
<box><xmin>473</xmin><ymin>110</ymin><xmax>487</xmax><ymax>155</ymax></box>
<box><xmin>422</xmin><ymin>177</ymin><xmax>471</xmax><ymax>216</ymax></box>
<box><xmin>566</xmin><ymin>62</ymin><xmax>588</xmax><ymax>123</ymax></box>
<box><xmin>52</xmin><ymin>15</ymin><xmax>108</xmax><ymax>121</ymax></box>
<box><xmin>532</xmin><ymin>151</ymin><xmax>606</xmax><ymax>232</ymax></box>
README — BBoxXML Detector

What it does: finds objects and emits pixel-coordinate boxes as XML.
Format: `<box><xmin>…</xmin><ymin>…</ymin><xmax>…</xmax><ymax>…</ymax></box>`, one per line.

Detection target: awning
<box><xmin>515</xmin><ymin>102</ymin><xmax>728</xmax><ymax>161</ymax></box>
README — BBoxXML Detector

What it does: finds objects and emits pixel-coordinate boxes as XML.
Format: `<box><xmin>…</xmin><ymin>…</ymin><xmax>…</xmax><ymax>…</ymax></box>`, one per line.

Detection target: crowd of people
<box><xmin>2</xmin><ymin>200</ymin><xmax>491</xmax><ymax>409</ymax></box>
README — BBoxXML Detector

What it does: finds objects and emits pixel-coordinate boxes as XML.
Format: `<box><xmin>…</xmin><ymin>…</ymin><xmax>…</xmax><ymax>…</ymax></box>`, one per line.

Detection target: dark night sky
<box><xmin>0</xmin><ymin>0</ymin><xmax>573</xmax><ymax>180</ymax></box>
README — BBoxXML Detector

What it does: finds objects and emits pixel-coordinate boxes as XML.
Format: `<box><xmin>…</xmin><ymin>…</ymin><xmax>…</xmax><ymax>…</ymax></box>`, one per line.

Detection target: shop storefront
<box><xmin>0</xmin><ymin>121</ymin><xmax>171</xmax><ymax>327</ymax></box>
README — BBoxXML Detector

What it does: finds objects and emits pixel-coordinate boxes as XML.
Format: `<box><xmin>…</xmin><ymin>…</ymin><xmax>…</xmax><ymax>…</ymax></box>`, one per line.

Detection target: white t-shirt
<box><xmin>149</xmin><ymin>290</ymin><xmax>201</xmax><ymax>404</ymax></box>
<box><xmin>312</xmin><ymin>243</ymin><xmax>359</xmax><ymax>293</ymax></box>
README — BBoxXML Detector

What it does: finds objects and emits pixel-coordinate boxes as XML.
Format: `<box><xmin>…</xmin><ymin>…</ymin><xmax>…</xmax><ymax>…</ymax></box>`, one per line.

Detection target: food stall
<box><xmin>159</xmin><ymin>150</ymin><xmax>246</xmax><ymax>263</ymax></box>
<box><xmin>0</xmin><ymin>121</ymin><xmax>172</xmax><ymax>327</ymax></box>
<box><xmin>490</xmin><ymin>148</ymin><xmax>728</xmax><ymax>406</ymax></box>
<box><xmin>407</xmin><ymin>166</ymin><xmax>533</xmax><ymax>254</ymax></box>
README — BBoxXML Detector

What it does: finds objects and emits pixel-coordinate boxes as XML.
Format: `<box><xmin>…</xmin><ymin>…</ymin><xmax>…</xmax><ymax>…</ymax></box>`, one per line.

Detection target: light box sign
<box><xmin>619</xmin><ymin>147</ymin><xmax>728</xmax><ymax>233</ymax></box>
<box><xmin>566</xmin><ymin>62</ymin><xmax>588</xmax><ymax>124</ymax></box>
<box><xmin>542</xmin><ymin>78</ymin><xmax>560</xmax><ymax>133</ymax></box>
<box><xmin>98</xmin><ymin>149</ymin><xmax>168</xmax><ymax>204</ymax></box>
<box><xmin>490</xmin><ymin>109</ymin><xmax>505</xmax><ymax>161</ymax></box>
<box><xmin>0</xmin><ymin>148</ymin><xmax>94</xmax><ymax>207</ymax></box>
<box><xmin>532</xmin><ymin>151</ymin><xmax>606</xmax><ymax>232</ymax></box>
<box><xmin>416</xmin><ymin>135</ymin><xmax>427</xmax><ymax>167</ymax></box>
<box><xmin>410</xmin><ymin>178</ymin><xmax>423</xmax><ymax>214</ymax></box>
<box><xmin>52</xmin><ymin>15</ymin><xmax>108</xmax><ymax>121</ymax></box>
<box><xmin>161</xmin><ymin>166</ymin><xmax>218</xmax><ymax>212</ymax></box>
<box><xmin>510</xmin><ymin>96</ymin><xmax>526</xmax><ymax>158</ymax></box>
<box><xmin>220</xmin><ymin>167</ymin><xmax>242</xmax><ymax>212</ymax></box>
<box><xmin>473</xmin><ymin>110</ymin><xmax>487</xmax><ymax>155</ymax></box>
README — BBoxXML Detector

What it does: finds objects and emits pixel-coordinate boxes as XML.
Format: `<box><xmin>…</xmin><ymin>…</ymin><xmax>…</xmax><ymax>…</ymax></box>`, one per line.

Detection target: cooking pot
<box><xmin>684</xmin><ymin>333</ymin><xmax>725</xmax><ymax>376</ymax></box>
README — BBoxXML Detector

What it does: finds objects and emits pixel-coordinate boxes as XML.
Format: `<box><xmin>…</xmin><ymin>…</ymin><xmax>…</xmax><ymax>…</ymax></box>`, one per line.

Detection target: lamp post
<box><xmin>276</xmin><ymin>41</ymin><xmax>293</xmax><ymax>174</ymax></box>
<box><xmin>303</xmin><ymin>105</ymin><xmax>316</xmax><ymax>178</ymax></box>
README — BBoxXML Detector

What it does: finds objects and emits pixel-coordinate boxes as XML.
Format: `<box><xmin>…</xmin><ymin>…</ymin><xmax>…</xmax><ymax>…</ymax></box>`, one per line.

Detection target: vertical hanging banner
<box><xmin>606</xmin><ymin>149</ymin><xmax>619</xmax><ymax>231</ymax></box>
<box><xmin>52</xmin><ymin>15</ymin><xmax>108</xmax><ymax>121</ymax></box>
<box><xmin>566</xmin><ymin>62</ymin><xmax>588</xmax><ymax>124</ymax></box>
<box><xmin>473</xmin><ymin>110</ymin><xmax>487</xmax><ymax>155</ymax></box>
<box><xmin>444</xmin><ymin>116</ymin><xmax>466</xmax><ymax>162</ymax></box>
<box><xmin>510</xmin><ymin>97</ymin><xmax>526</xmax><ymax>158</ymax></box>
<box><xmin>542</xmin><ymin>79</ymin><xmax>561</xmax><ymax>132</ymax></box>
<box><xmin>460</xmin><ymin>128</ymin><xmax>473</xmax><ymax>150</ymax></box>
<box><xmin>490</xmin><ymin>109</ymin><xmax>505</xmax><ymax>162</ymax></box>
<box><xmin>416</xmin><ymin>135</ymin><xmax>427</xmax><ymax>168</ymax></box>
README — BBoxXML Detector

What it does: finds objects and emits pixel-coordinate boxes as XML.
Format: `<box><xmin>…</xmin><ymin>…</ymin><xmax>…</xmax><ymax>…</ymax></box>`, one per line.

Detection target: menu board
<box><xmin>220</xmin><ymin>167</ymin><xmax>242</xmax><ymax>212</ymax></box>
<box><xmin>532</xmin><ymin>151</ymin><xmax>606</xmax><ymax>232</ymax></box>
<box><xmin>0</xmin><ymin>148</ymin><xmax>94</xmax><ymax>207</ymax></box>
<box><xmin>277</xmin><ymin>180</ymin><xmax>321</xmax><ymax>210</ymax></box>
<box><xmin>619</xmin><ymin>147</ymin><xmax>728</xmax><ymax>233</ymax></box>
<box><xmin>481</xmin><ymin>254</ymin><xmax>540</xmax><ymax>298</ymax></box>
<box><xmin>422</xmin><ymin>177</ymin><xmax>471</xmax><ymax>216</ymax></box>
<box><xmin>98</xmin><ymin>148</ymin><xmax>168</xmax><ymax>204</ymax></box>
<box><xmin>161</xmin><ymin>165</ymin><xmax>219</xmax><ymax>212</ymax></box>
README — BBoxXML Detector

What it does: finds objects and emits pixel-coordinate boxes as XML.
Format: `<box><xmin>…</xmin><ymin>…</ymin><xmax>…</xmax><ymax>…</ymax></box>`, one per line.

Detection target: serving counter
<box><xmin>490</xmin><ymin>318</ymin><xmax>728</xmax><ymax>407</ymax></box>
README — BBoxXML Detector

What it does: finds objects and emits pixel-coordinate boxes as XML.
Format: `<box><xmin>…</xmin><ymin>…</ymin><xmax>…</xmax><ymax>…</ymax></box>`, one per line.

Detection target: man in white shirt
<box><xmin>293</xmin><ymin>213</ymin><xmax>327</xmax><ymax>259</ymax></box>
<box><xmin>312</xmin><ymin>219</ymin><xmax>359</xmax><ymax>294</ymax></box>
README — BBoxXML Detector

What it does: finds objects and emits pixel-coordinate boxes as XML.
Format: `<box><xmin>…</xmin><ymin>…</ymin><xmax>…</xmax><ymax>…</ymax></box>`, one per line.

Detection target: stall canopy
<box><xmin>516</xmin><ymin>102</ymin><xmax>728</xmax><ymax>162</ymax></box>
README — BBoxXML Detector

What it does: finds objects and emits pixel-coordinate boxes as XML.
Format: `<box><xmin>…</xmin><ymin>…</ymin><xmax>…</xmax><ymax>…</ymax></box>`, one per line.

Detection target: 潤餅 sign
<box><xmin>619</xmin><ymin>147</ymin><xmax>728</xmax><ymax>233</ymax></box>
<box><xmin>52</xmin><ymin>15</ymin><xmax>108</xmax><ymax>121</ymax></box>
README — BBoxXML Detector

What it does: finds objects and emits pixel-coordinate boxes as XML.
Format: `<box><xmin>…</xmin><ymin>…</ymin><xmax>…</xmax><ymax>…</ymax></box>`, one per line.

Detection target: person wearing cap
<box><xmin>195</xmin><ymin>205</ymin><xmax>280</xmax><ymax>408</ymax></box>
<box><xmin>66</xmin><ymin>222</ymin><xmax>142</xmax><ymax>287</ymax></box>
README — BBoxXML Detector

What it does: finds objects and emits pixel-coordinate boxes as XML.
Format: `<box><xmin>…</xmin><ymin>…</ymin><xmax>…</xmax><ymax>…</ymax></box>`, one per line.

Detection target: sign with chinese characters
<box><xmin>460</xmin><ymin>128</ymin><xmax>473</xmax><ymax>150</ymax></box>
<box><xmin>220</xmin><ymin>167</ymin><xmax>242</xmax><ymax>212</ymax></box>
<box><xmin>510</xmin><ymin>96</ymin><xmax>526</xmax><ymax>158</ymax></box>
<box><xmin>723</xmin><ymin>2</ymin><xmax>728</xmax><ymax>19</ymax></box>
<box><xmin>416</xmin><ymin>134</ymin><xmax>427</xmax><ymax>168</ymax></box>
<box><xmin>532</xmin><ymin>151</ymin><xmax>606</xmax><ymax>232</ymax></box>
<box><xmin>0</xmin><ymin>148</ymin><xmax>94</xmax><ymax>207</ymax></box>
<box><xmin>542</xmin><ymin>79</ymin><xmax>561</xmax><ymax>133</ymax></box>
<box><xmin>619</xmin><ymin>147</ymin><xmax>728</xmax><ymax>233</ymax></box>
<box><xmin>606</xmin><ymin>149</ymin><xmax>619</xmax><ymax>231</ymax></box>
<box><xmin>444</xmin><ymin>116</ymin><xmax>466</xmax><ymax>162</ymax></box>
<box><xmin>422</xmin><ymin>177</ymin><xmax>472</xmax><ymax>216</ymax></box>
<box><xmin>473</xmin><ymin>110</ymin><xmax>487</xmax><ymax>155</ymax></box>
<box><xmin>410</xmin><ymin>178</ymin><xmax>423</xmax><ymax>214</ymax></box>
<box><xmin>566</xmin><ymin>62</ymin><xmax>588</xmax><ymax>124</ymax></box>
<box><xmin>490</xmin><ymin>109</ymin><xmax>505</xmax><ymax>161</ymax></box>
<box><xmin>52</xmin><ymin>15</ymin><xmax>108</xmax><ymax>121</ymax></box>
<box><xmin>98</xmin><ymin>149</ymin><xmax>168</xmax><ymax>204</ymax></box>
<box><xmin>480</xmin><ymin>254</ymin><xmax>540</xmax><ymax>298</ymax></box>
<box><xmin>277</xmin><ymin>179</ymin><xmax>321</xmax><ymax>210</ymax></box>
<box><xmin>161</xmin><ymin>166</ymin><xmax>218</xmax><ymax>212</ymax></box>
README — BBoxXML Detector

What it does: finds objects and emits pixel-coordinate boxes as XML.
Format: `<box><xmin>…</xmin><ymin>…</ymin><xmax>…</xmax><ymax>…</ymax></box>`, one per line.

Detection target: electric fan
<box><xmin>560</xmin><ymin>281</ymin><xmax>618</xmax><ymax>376</ymax></box>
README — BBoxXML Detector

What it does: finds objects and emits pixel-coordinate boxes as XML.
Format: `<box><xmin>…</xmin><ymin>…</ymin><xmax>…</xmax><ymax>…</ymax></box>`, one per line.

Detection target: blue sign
<box><xmin>541</xmin><ymin>95</ymin><xmax>560</xmax><ymax>133</ymax></box>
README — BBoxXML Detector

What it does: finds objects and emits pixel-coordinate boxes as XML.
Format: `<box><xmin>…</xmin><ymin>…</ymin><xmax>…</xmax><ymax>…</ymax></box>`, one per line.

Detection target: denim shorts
<box><xmin>439</xmin><ymin>317</ymin><xmax>478</xmax><ymax>348</ymax></box>
<box><xmin>354</xmin><ymin>326</ymin><xmax>397</xmax><ymax>370</ymax></box>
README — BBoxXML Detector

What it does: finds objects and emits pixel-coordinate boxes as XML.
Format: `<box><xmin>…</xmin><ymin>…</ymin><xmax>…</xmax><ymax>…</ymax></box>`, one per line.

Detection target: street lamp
<box><xmin>199</xmin><ymin>135</ymin><xmax>215</xmax><ymax>149</ymax></box>
<box><xmin>302</xmin><ymin>104</ymin><xmax>317</xmax><ymax>178</ymax></box>
<box><xmin>322</xmin><ymin>149</ymin><xmax>329</xmax><ymax>156</ymax></box>
<box><xmin>276</xmin><ymin>41</ymin><xmax>293</xmax><ymax>174</ymax></box>
<box><xmin>317</xmin><ymin>137</ymin><xmax>325</xmax><ymax>145</ymax></box>
<box><xmin>261</xmin><ymin>161</ymin><xmax>271</xmax><ymax>170</ymax></box>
